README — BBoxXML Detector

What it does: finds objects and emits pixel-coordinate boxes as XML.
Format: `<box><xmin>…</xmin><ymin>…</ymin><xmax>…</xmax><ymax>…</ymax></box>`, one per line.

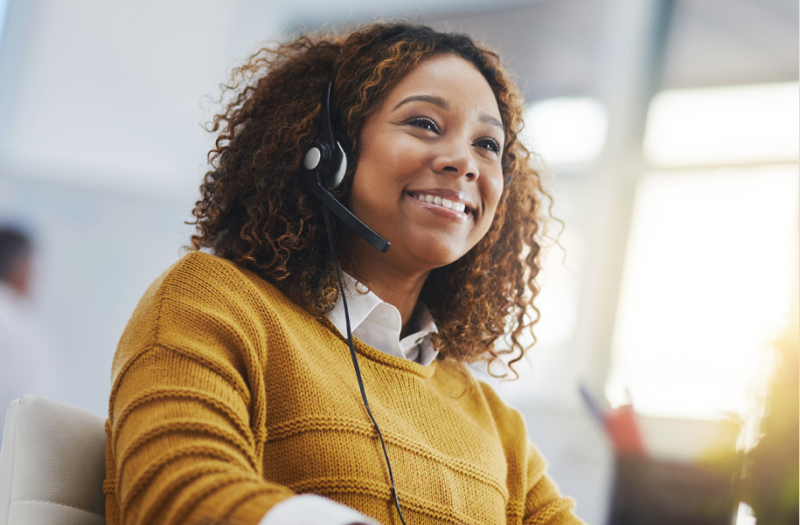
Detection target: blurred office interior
<box><xmin>0</xmin><ymin>0</ymin><xmax>797</xmax><ymax>523</ymax></box>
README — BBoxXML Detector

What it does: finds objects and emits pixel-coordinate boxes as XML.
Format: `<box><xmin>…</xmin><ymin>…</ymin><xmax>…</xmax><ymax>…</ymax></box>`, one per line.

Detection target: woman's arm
<box><xmin>476</xmin><ymin>380</ymin><xmax>584</xmax><ymax>525</ymax></box>
<box><xmin>108</xmin><ymin>344</ymin><xmax>292</xmax><ymax>525</ymax></box>
<box><xmin>106</xmin><ymin>253</ymin><xmax>385</xmax><ymax>525</ymax></box>
<box><xmin>106</xmin><ymin>255</ymin><xmax>295</xmax><ymax>525</ymax></box>
<box><xmin>521</xmin><ymin>442</ymin><xmax>585</xmax><ymax>525</ymax></box>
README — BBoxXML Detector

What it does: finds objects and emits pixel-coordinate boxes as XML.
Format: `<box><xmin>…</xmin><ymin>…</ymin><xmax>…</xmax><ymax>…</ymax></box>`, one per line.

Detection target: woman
<box><xmin>105</xmin><ymin>23</ymin><xmax>583</xmax><ymax>525</ymax></box>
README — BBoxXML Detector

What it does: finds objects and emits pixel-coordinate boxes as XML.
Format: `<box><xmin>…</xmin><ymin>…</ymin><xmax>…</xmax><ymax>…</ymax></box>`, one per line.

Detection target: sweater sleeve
<box><xmin>522</xmin><ymin>442</ymin><xmax>585</xmax><ymax>525</ymax></box>
<box><xmin>106</xmin><ymin>255</ymin><xmax>295</xmax><ymax>525</ymax></box>
<box><xmin>475</xmin><ymin>379</ymin><xmax>584</xmax><ymax>525</ymax></box>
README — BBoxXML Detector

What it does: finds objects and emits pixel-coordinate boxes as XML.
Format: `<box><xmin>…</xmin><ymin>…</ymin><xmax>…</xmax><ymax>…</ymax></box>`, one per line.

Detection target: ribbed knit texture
<box><xmin>105</xmin><ymin>252</ymin><xmax>583</xmax><ymax>525</ymax></box>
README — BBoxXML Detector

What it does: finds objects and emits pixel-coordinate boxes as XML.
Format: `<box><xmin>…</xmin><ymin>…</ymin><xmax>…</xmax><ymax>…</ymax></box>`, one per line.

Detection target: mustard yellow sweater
<box><xmin>105</xmin><ymin>252</ymin><xmax>582</xmax><ymax>525</ymax></box>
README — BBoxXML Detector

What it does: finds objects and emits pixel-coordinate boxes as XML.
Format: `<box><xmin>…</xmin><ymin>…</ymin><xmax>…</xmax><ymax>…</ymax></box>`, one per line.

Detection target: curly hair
<box><xmin>190</xmin><ymin>22</ymin><xmax>550</xmax><ymax>375</ymax></box>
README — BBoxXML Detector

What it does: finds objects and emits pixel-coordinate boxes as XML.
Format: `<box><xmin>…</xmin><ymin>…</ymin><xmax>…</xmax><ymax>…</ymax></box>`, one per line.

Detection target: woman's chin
<box><xmin>399</xmin><ymin>238</ymin><xmax>472</xmax><ymax>271</ymax></box>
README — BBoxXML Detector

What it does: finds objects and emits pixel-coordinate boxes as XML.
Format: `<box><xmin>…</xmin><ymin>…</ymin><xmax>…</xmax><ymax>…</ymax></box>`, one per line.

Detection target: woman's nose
<box><xmin>432</xmin><ymin>139</ymin><xmax>479</xmax><ymax>181</ymax></box>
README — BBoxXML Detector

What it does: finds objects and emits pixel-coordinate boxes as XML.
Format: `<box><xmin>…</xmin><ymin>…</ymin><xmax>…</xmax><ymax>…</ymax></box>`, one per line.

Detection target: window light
<box><xmin>606</xmin><ymin>166</ymin><xmax>798</xmax><ymax>419</ymax></box>
<box><xmin>643</xmin><ymin>82</ymin><xmax>800</xmax><ymax>168</ymax></box>
<box><xmin>520</xmin><ymin>97</ymin><xmax>608</xmax><ymax>166</ymax></box>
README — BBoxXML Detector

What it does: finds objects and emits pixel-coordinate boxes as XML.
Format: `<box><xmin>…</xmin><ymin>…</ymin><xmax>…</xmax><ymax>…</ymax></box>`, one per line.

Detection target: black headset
<box><xmin>299</xmin><ymin>80</ymin><xmax>391</xmax><ymax>253</ymax></box>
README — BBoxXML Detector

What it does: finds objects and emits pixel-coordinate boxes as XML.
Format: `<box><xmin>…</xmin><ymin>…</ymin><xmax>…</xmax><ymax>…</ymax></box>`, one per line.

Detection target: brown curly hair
<box><xmin>190</xmin><ymin>22</ymin><xmax>550</xmax><ymax>374</ymax></box>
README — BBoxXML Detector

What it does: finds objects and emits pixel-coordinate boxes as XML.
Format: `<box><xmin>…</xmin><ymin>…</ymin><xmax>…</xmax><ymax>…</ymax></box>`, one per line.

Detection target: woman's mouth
<box><xmin>405</xmin><ymin>191</ymin><xmax>474</xmax><ymax>221</ymax></box>
<box><xmin>407</xmin><ymin>192</ymin><xmax>472</xmax><ymax>213</ymax></box>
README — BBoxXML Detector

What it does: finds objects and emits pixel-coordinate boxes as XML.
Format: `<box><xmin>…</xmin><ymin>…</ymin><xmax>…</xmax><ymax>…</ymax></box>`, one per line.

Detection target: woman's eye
<box><xmin>475</xmin><ymin>137</ymin><xmax>501</xmax><ymax>153</ymax></box>
<box><xmin>407</xmin><ymin>117</ymin><xmax>440</xmax><ymax>133</ymax></box>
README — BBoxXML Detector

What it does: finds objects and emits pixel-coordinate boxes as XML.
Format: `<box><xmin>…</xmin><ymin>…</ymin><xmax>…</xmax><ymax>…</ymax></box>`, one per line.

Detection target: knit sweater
<box><xmin>105</xmin><ymin>252</ymin><xmax>582</xmax><ymax>525</ymax></box>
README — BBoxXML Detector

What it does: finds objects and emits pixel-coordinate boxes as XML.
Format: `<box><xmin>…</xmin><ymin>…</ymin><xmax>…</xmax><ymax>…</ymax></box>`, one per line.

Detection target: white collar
<box><xmin>325</xmin><ymin>273</ymin><xmax>438</xmax><ymax>366</ymax></box>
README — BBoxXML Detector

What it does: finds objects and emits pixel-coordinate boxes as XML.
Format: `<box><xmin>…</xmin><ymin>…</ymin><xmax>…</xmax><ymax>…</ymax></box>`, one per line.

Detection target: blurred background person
<box><xmin>0</xmin><ymin>225</ymin><xmax>58</xmax><ymax>410</ymax></box>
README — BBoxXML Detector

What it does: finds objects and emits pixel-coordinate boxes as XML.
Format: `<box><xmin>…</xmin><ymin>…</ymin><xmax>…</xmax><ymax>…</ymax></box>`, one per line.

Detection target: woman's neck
<box><xmin>343</xmin><ymin>238</ymin><xmax>429</xmax><ymax>338</ymax></box>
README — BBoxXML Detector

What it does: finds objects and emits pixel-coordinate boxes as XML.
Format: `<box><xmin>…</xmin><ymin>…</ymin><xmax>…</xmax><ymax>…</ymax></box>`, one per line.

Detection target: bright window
<box><xmin>608</xmin><ymin>82</ymin><xmax>800</xmax><ymax>420</ymax></box>
<box><xmin>607</xmin><ymin>165</ymin><xmax>798</xmax><ymax>419</ymax></box>
<box><xmin>643</xmin><ymin>83</ymin><xmax>799</xmax><ymax>167</ymax></box>
<box><xmin>521</xmin><ymin>97</ymin><xmax>608</xmax><ymax>165</ymax></box>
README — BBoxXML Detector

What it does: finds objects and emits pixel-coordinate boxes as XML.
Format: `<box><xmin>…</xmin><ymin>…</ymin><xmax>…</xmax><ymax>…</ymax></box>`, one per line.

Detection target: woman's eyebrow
<box><xmin>393</xmin><ymin>94</ymin><xmax>449</xmax><ymax>111</ymax></box>
<box><xmin>480</xmin><ymin>113</ymin><xmax>504</xmax><ymax>130</ymax></box>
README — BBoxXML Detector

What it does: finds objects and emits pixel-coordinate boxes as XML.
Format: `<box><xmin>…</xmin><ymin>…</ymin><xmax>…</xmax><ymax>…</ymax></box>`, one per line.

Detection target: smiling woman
<box><xmin>104</xmin><ymin>23</ymin><xmax>583</xmax><ymax>525</ymax></box>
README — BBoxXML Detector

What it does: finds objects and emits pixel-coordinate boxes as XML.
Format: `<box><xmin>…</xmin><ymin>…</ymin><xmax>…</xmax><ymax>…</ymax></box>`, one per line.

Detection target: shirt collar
<box><xmin>325</xmin><ymin>273</ymin><xmax>438</xmax><ymax>366</ymax></box>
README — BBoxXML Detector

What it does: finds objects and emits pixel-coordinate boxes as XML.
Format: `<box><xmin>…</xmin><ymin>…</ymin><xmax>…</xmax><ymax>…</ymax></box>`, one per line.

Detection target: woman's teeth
<box><xmin>412</xmin><ymin>193</ymin><xmax>467</xmax><ymax>213</ymax></box>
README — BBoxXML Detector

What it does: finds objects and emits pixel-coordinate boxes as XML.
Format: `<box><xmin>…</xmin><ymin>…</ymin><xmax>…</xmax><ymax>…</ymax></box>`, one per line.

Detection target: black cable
<box><xmin>323</xmin><ymin>207</ymin><xmax>408</xmax><ymax>525</ymax></box>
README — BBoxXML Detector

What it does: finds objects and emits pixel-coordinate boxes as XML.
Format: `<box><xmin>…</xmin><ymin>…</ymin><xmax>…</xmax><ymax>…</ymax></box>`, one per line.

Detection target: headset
<box><xmin>299</xmin><ymin>80</ymin><xmax>407</xmax><ymax>525</ymax></box>
<box><xmin>299</xmin><ymin>80</ymin><xmax>390</xmax><ymax>253</ymax></box>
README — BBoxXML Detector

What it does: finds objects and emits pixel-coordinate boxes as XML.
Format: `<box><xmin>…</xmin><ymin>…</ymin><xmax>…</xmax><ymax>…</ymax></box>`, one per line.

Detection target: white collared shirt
<box><xmin>259</xmin><ymin>274</ymin><xmax>438</xmax><ymax>525</ymax></box>
<box><xmin>325</xmin><ymin>273</ymin><xmax>438</xmax><ymax>366</ymax></box>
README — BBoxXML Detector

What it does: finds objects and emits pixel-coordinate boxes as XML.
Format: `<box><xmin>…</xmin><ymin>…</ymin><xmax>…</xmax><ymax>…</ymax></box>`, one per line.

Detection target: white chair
<box><xmin>0</xmin><ymin>395</ymin><xmax>106</xmax><ymax>525</ymax></box>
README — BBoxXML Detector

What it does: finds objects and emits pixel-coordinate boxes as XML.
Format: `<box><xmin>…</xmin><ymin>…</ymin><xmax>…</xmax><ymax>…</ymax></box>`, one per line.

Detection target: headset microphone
<box><xmin>300</xmin><ymin>81</ymin><xmax>391</xmax><ymax>253</ymax></box>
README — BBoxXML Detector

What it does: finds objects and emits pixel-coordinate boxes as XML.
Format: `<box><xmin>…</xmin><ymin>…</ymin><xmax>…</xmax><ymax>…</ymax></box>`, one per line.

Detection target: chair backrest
<box><xmin>0</xmin><ymin>395</ymin><xmax>106</xmax><ymax>525</ymax></box>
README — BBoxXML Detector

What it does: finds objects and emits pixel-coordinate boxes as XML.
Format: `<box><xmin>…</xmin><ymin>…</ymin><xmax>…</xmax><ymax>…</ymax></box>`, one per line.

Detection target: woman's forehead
<box><xmin>381</xmin><ymin>54</ymin><xmax>502</xmax><ymax>122</ymax></box>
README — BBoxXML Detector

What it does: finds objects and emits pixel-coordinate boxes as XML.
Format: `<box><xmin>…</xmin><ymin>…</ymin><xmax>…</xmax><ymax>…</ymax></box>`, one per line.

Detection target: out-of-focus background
<box><xmin>0</xmin><ymin>1</ymin><xmax>796</xmax><ymax>523</ymax></box>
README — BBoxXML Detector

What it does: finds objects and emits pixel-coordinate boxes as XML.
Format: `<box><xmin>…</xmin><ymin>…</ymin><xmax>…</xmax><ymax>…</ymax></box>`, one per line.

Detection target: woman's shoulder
<box><xmin>111</xmin><ymin>252</ymin><xmax>306</xmax><ymax>382</ymax></box>
<box><xmin>472</xmin><ymin>373</ymin><xmax>529</xmax><ymax>438</ymax></box>
<box><xmin>156</xmin><ymin>250</ymin><xmax>272</xmax><ymax>296</ymax></box>
<box><xmin>139</xmin><ymin>251</ymin><xmax>298</xmax><ymax>314</ymax></box>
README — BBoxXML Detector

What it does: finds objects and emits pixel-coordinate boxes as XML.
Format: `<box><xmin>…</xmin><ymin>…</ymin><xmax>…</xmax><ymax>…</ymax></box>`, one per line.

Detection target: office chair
<box><xmin>0</xmin><ymin>395</ymin><xmax>106</xmax><ymax>525</ymax></box>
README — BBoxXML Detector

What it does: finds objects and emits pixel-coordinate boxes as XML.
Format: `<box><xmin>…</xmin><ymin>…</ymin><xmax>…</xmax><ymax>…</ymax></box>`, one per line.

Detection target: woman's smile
<box><xmin>403</xmin><ymin>190</ymin><xmax>473</xmax><ymax>222</ymax></box>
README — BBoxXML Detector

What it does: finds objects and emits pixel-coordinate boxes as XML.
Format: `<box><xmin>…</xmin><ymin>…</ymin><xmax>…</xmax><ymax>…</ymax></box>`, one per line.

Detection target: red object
<box><xmin>605</xmin><ymin>404</ymin><xmax>646</xmax><ymax>456</ymax></box>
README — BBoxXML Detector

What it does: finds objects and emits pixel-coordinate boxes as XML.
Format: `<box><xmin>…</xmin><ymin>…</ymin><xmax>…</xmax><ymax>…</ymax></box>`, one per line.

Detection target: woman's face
<box><xmin>347</xmin><ymin>54</ymin><xmax>505</xmax><ymax>275</ymax></box>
